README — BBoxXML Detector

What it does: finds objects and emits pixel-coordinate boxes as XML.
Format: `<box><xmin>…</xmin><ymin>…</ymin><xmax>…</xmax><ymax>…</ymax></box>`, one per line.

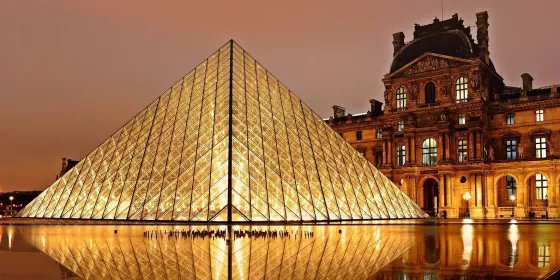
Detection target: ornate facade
<box><xmin>328</xmin><ymin>12</ymin><xmax>560</xmax><ymax>218</ymax></box>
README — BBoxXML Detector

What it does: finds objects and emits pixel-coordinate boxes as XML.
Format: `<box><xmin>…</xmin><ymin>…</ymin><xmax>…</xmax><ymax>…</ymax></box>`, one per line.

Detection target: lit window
<box><xmin>425</xmin><ymin>82</ymin><xmax>436</xmax><ymax>104</ymax></box>
<box><xmin>397</xmin><ymin>121</ymin><xmax>404</xmax><ymax>131</ymax></box>
<box><xmin>356</xmin><ymin>130</ymin><xmax>362</xmax><ymax>141</ymax></box>
<box><xmin>535</xmin><ymin>137</ymin><xmax>547</xmax><ymax>159</ymax></box>
<box><xmin>456</xmin><ymin>77</ymin><xmax>468</xmax><ymax>103</ymax></box>
<box><xmin>506</xmin><ymin>112</ymin><xmax>515</xmax><ymax>125</ymax></box>
<box><xmin>396</xmin><ymin>87</ymin><xmax>407</xmax><ymax>110</ymax></box>
<box><xmin>422</xmin><ymin>138</ymin><xmax>437</xmax><ymax>166</ymax></box>
<box><xmin>538</xmin><ymin>245</ymin><xmax>550</xmax><ymax>267</ymax></box>
<box><xmin>536</xmin><ymin>109</ymin><xmax>544</xmax><ymax>122</ymax></box>
<box><xmin>458</xmin><ymin>113</ymin><xmax>466</xmax><ymax>125</ymax></box>
<box><xmin>506</xmin><ymin>139</ymin><xmax>517</xmax><ymax>159</ymax></box>
<box><xmin>506</xmin><ymin>175</ymin><xmax>516</xmax><ymax>197</ymax></box>
<box><xmin>397</xmin><ymin>145</ymin><xmax>406</xmax><ymax>166</ymax></box>
<box><xmin>376</xmin><ymin>129</ymin><xmax>382</xmax><ymax>139</ymax></box>
<box><xmin>536</xmin><ymin>173</ymin><xmax>548</xmax><ymax>200</ymax></box>
<box><xmin>457</xmin><ymin>140</ymin><xmax>468</xmax><ymax>163</ymax></box>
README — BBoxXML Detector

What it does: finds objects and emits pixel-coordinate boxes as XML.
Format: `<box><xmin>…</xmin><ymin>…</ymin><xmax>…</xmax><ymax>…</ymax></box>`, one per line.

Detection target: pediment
<box><xmin>386</xmin><ymin>53</ymin><xmax>477</xmax><ymax>78</ymax></box>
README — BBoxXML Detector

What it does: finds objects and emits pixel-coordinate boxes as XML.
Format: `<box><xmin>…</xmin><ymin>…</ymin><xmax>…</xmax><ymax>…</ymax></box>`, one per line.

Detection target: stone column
<box><xmin>411</xmin><ymin>135</ymin><xmax>417</xmax><ymax>164</ymax></box>
<box><xmin>382</xmin><ymin>139</ymin><xmax>387</xmax><ymax>165</ymax></box>
<box><xmin>438</xmin><ymin>133</ymin><xmax>444</xmax><ymax>162</ymax></box>
<box><xmin>407</xmin><ymin>136</ymin><xmax>412</xmax><ymax>163</ymax></box>
<box><xmin>468</xmin><ymin>132</ymin><xmax>475</xmax><ymax>160</ymax></box>
<box><xmin>445</xmin><ymin>133</ymin><xmax>451</xmax><ymax>161</ymax></box>
<box><xmin>515</xmin><ymin>174</ymin><xmax>527</xmax><ymax>217</ymax></box>
<box><xmin>476</xmin><ymin>130</ymin><xmax>483</xmax><ymax>160</ymax></box>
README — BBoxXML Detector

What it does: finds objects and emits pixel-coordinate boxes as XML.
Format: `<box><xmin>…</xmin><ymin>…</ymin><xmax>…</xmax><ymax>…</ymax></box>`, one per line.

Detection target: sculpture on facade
<box><xmin>470</xmin><ymin>70</ymin><xmax>481</xmax><ymax>91</ymax></box>
<box><xmin>384</xmin><ymin>86</ymin><xmax>392</xmax><ymax>106</ymax></box>
<box><xmin>518</xmin><ymin>144</ymin><xmax>524</xmax><ymax>159</ymax></box>
<box><xmin>441</xmin><ymin>75</ymin><xmax>452</xmax><ymax>97</ymax></box>
<box><xmin>405</xmin><ymin>57</ymin><xmax>450</xmax><ymax>75</ymax></box>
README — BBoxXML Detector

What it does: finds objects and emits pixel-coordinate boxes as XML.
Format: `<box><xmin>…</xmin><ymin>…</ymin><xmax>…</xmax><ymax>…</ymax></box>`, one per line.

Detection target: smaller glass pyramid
<box><xmin>16</xmin><ymin>40</ymin><xmax>425</xmax><ymax>222</ymax></box>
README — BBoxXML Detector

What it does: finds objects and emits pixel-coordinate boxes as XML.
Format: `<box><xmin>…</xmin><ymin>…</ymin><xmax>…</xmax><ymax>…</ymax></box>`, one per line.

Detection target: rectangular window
<box><xmin>506</xmin><ymin>139</ymin><xmax>517</xmax><ymax>159</ymax></box>
<box><xmin>536</xmin><ymin>173</ymin><xmax>548</xmax><ymax>200</ymax></box>
<box><xmin>356</xmin><ymin>130</ymin><xmax>362</xmax><ymax>141</ymax></box>
<box><xmin>397</xmin><ymin>121</ymin><xmax>404</xmax><ymax>131</ymax></box>
<box><xmin>458</xmin><ymin>113</ymin><xmax>466</xmax><ymax>125</ymax></box>
<box><xmin>536</xmin><ymin>109</ymin><xmax>544</xmax><ymax>122</ymax></box>
<box><xmin>397</xmin><ymin>145</ymin><xmax>406</xmax><ymax>166</ymax></box>
<box><xmin>506</xmin><ymin>112</ymin><xmax>515</xmax><ymax>125</ymax></box>
<box><xmin>536</xmin><ymin>137</ymin><xmax>547</xmax><ymax>159</ymax></box>
<box><xmin>396</xmin><ymin>87</ymin><xmax>407</xmax><ymax>110</ymax></box>
<box><xmin>376</xmin><ymin>129</ymin><xmax>382</xmax><ymax>139</ymax></box>
<box><xmin>538</xmin><ymin>245</ymin><xmax>550</xmax><ymax>268</ymax></box>
<box><xmin>457</xmin><ymin>140</ymin><xmax>468</xmax><ymax>163</ymax></box>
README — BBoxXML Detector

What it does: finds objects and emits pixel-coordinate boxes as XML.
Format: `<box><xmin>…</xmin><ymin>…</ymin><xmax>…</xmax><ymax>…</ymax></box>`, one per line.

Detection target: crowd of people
<box><xmin>142</xmin><ymin>228</ymin><xmax>315</xmax><ymax>240</ymax></box>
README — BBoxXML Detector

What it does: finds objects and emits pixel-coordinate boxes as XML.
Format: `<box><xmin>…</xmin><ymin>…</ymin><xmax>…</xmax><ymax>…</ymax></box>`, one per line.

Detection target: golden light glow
<box><xmin>462</xmin><ymin>192</ymin><xmax>471</xmax><ymax>201</ymax></box>
<box><xmin>16</xmin><ymin>41</ymin><xmax>423</xmax><ymax>222</ymax></box>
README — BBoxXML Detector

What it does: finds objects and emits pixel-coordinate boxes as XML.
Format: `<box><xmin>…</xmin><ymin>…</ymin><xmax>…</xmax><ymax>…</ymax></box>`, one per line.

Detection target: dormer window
<box><xmin>456</xmin><ymin>76</ymin><xmax>468</xmax><ymax>103</ymax></box>
<box><xmin>396</xmin><ymin>87</ymin><xmax>407</xmax><ymax>110</ymax></box>
<box><xmin>356</xmin><ymin>130</ymin><xmax>363</xmax><ymax>141</ymax></box>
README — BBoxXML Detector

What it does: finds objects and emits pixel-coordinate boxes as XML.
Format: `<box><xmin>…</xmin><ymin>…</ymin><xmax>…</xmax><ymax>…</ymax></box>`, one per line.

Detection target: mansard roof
<box><xmin>390</xmin><ymin>14</ymin><xmax>483</xmax><ymax>73</ymax></box>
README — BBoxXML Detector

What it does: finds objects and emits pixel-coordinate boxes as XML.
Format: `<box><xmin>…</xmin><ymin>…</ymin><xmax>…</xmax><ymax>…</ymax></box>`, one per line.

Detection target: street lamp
<box><xmin>509</xmin><ymin>194</ymin><xmax>516</xmax><ymax>218</ymax></box>
<box><xmin>545</xmin><ymin>194</ymin><xmax>549</xmax><ymax>220</ymax></box>
<box><xmin>463</xmin><ymin>192</ymin><xmax>472</xmax><ymax>218</ymax></box>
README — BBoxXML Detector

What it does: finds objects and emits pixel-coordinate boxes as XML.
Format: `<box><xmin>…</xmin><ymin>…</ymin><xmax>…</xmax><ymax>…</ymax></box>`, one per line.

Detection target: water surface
<box><xmin>0</xmin><ymin>223</ymin><xmax>558</xmax><ymax>279</ymax></box>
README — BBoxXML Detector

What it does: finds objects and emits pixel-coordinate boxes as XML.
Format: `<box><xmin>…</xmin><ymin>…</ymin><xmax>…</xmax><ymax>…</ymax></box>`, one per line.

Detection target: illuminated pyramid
<box><xmin>17</xmin><ymin>41</ymin><xmax>424</xmax><ymax>222</ymax></box>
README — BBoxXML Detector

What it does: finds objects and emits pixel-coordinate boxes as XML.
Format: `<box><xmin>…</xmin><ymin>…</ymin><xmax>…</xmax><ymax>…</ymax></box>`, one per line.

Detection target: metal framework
<box><xmin>16</xmin><ymin>40</ymin><xmax>424</xmax><ymax>222</ymax></box>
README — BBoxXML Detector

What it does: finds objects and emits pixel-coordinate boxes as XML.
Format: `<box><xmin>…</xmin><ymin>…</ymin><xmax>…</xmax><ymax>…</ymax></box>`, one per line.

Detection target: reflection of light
<box><xmin>461</xmin><ymin>224</ymin><xmax>473</xmax><ymax>265</ymax></box>
<box><xmin>508</xmin><ymin>224</ymin><xmax>519</xmax><ymax>268</ymax></box>
<box><xmin>42</xmin><ymin>236</ymin><xmax>46</xmax><ymax>250</ymax></box>
<box><xmin>462</xmin><ymin>218</ymin><xmax>473</xmax><ymax>224</ymax></box>
<box><xmin>8</xmin><ymin>229</ymin><xmax>13</xmax><ymax>249</ymax></box>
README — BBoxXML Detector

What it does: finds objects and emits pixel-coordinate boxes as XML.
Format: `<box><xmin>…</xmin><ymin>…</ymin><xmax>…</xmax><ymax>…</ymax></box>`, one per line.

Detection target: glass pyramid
<box><xmin>17</xmin><ymin>40</ymin><xmax>424</xmax><ymax>222</ymax></box>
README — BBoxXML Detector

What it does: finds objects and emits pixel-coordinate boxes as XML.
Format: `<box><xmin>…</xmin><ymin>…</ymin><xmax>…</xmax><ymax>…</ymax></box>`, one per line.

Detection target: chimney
<box><xmin>392</xmin><ymin>32</ymin><xmax>405</xmax><ymax>57</ymax></box>
<box><xmin>61</xmin><ymin>157</ymin><xmax>67</xmax><ymax>172</ymax></box>
<box><xmin>475</xmin><ymin>11</ymin><xmax>490</xmax><ymax>64</ymax></box>
<box><xmin>369</xmin><ymin>99</ymin><xmax>383</xmax><ymax>117</ymax></box>
<box><xmin>332</xmin><ymin>105</ymin><xmax>346</xmax><ymax>119</ymax></box>
<box><xmin>521</xmin><ymin>73</ymin><xmax>533</xmax><ymax>95</ymax></box>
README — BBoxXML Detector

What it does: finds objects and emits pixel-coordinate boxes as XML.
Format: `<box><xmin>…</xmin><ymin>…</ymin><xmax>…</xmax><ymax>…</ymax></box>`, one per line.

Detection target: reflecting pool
<box><xmin>0</xmin><ymin>223</ymin><xmax>558</xmax><ymax>279</ymax></box>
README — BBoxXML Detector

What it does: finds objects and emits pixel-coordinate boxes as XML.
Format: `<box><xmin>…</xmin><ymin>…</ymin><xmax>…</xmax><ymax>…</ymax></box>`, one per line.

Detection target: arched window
<box><xmin>425</xmin><ymin>82</ymin><xmax>436</xmax><ymax>104</ymax></box>
<box><xmin>396</xmin><ymin>87</ymin><xmax>407</xmax><ymax>110</ymax></box>
<box><xmin>456</xmin><ymin>76</ymin><xmax>468</xmax><ymax>103</ymax></box>
<box><xmin>422</xmin><ymin>138</ymin><xmax>437</xmax><ymax>166</ymax></box>
<box><xmin>506</xmin><ymin>175</ymin><xmax>517</xmax><ymax>197</ymax></box>
<box><xmin>536</xmin><ymin>173</ymin><xmax>548</xmax><ymax>200</ymax></box>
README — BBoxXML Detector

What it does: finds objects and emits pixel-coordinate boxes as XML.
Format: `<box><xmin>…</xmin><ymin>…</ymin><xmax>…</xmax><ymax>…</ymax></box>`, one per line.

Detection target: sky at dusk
<box><xmin>1</xmin><ymin>0</ymin><xmax>560</xmax><ymax>192</ymax></box>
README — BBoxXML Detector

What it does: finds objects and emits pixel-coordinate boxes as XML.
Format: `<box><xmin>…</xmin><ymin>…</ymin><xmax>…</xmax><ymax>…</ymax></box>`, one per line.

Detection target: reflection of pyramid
<box><xmin>17</xmin><ymin>40</ymin><xmax>424</xmax><ymax>222</ymax></box>
<box><xmin>23</xmin><ymin>226</ymin><xmax>415</xmax><ymax>279</ymax></box>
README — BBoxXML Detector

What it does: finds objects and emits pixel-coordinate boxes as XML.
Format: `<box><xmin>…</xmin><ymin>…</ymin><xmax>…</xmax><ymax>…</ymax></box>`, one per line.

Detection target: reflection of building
<box><xmin>328</xmin><ymin>11</ymin><xmax>560</xmax><ymax>218</ymax></box>
<box><xmin>375</xmin><ymin>225</ymin><xmax>559</xmax><ymax>279</ymax></box>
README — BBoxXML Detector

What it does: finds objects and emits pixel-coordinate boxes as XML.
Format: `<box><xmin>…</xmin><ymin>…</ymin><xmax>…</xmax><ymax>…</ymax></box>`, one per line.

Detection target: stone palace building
<box><xmin>327</xmin><ymin>12</ymin><xmax>560</xmax><ymax>218</ymax></box>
